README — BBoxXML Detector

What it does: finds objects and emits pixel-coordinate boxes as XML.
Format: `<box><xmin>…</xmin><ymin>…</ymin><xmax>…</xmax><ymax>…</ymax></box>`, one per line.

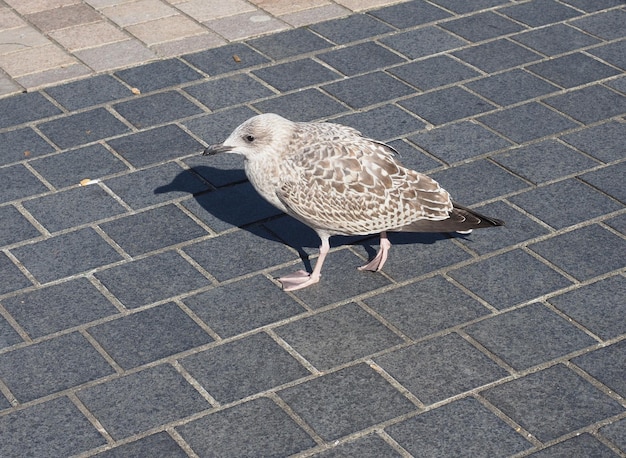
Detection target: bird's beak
<box><xmin>202</xmin><ymin>143</ymin><xmax>234</xmax><ymax>156</ymax></box>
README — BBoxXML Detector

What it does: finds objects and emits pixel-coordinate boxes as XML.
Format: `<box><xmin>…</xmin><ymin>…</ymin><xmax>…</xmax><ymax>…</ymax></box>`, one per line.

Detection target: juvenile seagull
<box><xmin>204</xmin><ymin>113</ymin><xmax>503</xmax><ymax>291</ymax></box>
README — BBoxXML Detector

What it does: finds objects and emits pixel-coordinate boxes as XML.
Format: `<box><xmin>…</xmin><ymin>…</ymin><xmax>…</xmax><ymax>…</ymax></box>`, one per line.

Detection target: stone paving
<box><xmin>1</xmin><ymin>0</ymin><xmax>626</xmax><ymax>457</ymax></box>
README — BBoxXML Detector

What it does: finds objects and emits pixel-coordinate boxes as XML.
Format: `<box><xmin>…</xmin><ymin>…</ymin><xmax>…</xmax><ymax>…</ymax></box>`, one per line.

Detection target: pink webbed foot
<box><xmin>278</xmin><ymin>270</ymin><xmax>320</xmax><ymax>291</ymax></box>
<box><xmin>358</xmin><ymin>233</ymin><xmax>392</xmax><ymax>272</ymax></box>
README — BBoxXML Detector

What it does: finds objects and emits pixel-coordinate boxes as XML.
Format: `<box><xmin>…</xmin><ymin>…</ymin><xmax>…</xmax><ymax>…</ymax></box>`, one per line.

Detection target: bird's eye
<box><xmin>244</xmin><ymin>135</ymin><xmax>255</xmax><ymax>143</ymax></box>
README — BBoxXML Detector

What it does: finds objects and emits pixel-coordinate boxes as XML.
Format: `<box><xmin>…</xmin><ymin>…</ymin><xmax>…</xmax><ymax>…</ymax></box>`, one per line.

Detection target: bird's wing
<box><xmin>276</xmin><ymin>135</ymin><xmax>453</xmax><ymax>236</ymax></box>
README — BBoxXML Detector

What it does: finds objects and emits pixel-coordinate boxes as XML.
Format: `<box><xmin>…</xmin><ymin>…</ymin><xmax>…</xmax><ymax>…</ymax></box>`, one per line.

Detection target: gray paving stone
<box><xmin>22</xmin><ymin>185</ymin><xmax>127</xmax><ymax>232</ymax></box>
<box><xmin>570</xmin><ymin>9</ymin><xmax>626</xmax><ymax>40</ymax></box>
<box><xmin>509</xmin><ymin>179</ymin><xmax>623</xmax><ymax>230</ymax></box>
<box><xmin>0</xmin><ymin>163</ymin><xmax>49</xmax><ymax>203</ymax></box>
<box><xmin>478</xmin><ymin>102</ymin><xmax>579</xmax><ymax>143</ymax></box>
<box><xmin>253</xmin><ymin>58</ymin><xmax>341</xmax><ymax>92</ymax></box>
<box><xmin>0</xmin><ymin>394</ymin><xmax>10</xmax><ymax>410</ymax></box>
<box><xmin>465</xmin><ymin>303</ymin><xmax>597</xmax><ymax>370</ymax></box>
<box><xmin>276</xmin><ymin>303</ymin><xmax>403</xmax><ymax>370</ymax></box>
<box><xmin>0</xmin><ymin>252</ymin><xmax>32</xmax><ymax>295</ymax></box>
<box><xmin>44</xmin><ymin>74</ymin><xmax>132</xmax><ymax>111</ymax></box>
<box><xmin>387</xmin><ymin>397</ymin><xmax>531</xmax><ymax>456</ymax></box>
<box><xmin>465</xmin><ymin>69</ymin><xmax>560</xmax><ymax>106</ymax></box>
<box><xmin>386</xmin><ymin>138</ymin><xmax>443</xmax><ymax>172</ymax></box>
<box><xmin>317</xmin><ymin>42</ymin><xmax>406</xmax><ymax>77</ymax></box>
<box><xmin>247</xmin><ymin>27</ymin><xmax>333</xmax><ymax>59</ymax></box>
<box><xmin>560</xmin><ymin>0</ymin><xmax>623</xmax><ymax>11</ymax></box>
<box><xmin>99</xmin><ymin>205</ymin><xmax>207</xmax><ymax>256</ymax></box>
<box><xmin>309</xmin><ymin>14</ymin><xmax>393</xmax><ymax>45</ymax></box>
<box><xmin>322</xmin><ymin>71</ymin><xmax>414</xmax><ymax>109</ymax></box>
<box><xmin>0</xmin><ymin>91</ymin><xmax>61</xmax><ymax>129</ymax></box>
<box><xmin>184</xmin><ymin>153</ymin><xmax>246</xmax><ymax>188</ymax></box>
<box><xmin>332</xmin><ymin>104</ymin><xmax>426</xmax><ymax>141</ymax></box>
<box><xmin>500</xmin><ymin>0</ymin><xmax>581</xmax><ymax>26</ymax></box>
<box><xmin>0</xmin><ymin>127</ymin><xmax>54</xmax><ymax>166</ymax></box>
<box><xmin>581</xmin><ymin>162</ymin><xmax>626</xmax><ymax>204</ymax></box>
<box><xmin>253</xmin><ymin>88</ymin><xmax>348</xmax><ymax>122</ymax></box>
<box><xmin>89</xmin><ymin>302</ymin><xmax>213</xmax><ymax>370</ymax></box>
<box><xmin>606</xmin><ymin>213</ymin><xmax>626</xmax><ymax>235</ymax></box>
<box><xmin>106</xmin><ymin>124</ymin><xmax>203</xmax><ymax>168</ymax></box>
<box><xmin>181</xmin><ymin>332</ymin><xmax>309</xmax><ymax>403</ymax></box>
<box><xmin>183</xmin><ymin>107</ymin><xmax>255</xmax><ymax>146</ymax></box>
<box><xmin>511</xmin><ymin>23</ymin><xmax>601</xmax><ymax>56</ymax></box>
<box><xmin>399</xmin><ymin>87</ymin><xmax>496</xmax><ymax>126</ymax></box>
<box><xmin>528</xmin><ymin>433</ymin><xmax>619</xmax><ymax>457</ymax></box>
<box><xmin>0</xmin><ymin>397</ymin><xmax>106</xmax><ymax>457</ymax></box>
<box><xmin>313</xmin><ymin>433</ymin><xmax>401</xmax><ymax>457</ymax></box>
<box><xmin>0</xmin><ymin>315</ymin><xmax>22</xmax><ymax>349</ymax></box>
<box><xmin>38</xmin><ymin>107</ymin><xmax>130</xmax><ymax>150</ymax></box>
<box><xmin>428</xmin><ymin>0</ymin><xmax>512</xmax><ymax>13</ymax></box>
<box><xmin>93</xmin><ymin>251</ymin><xmax>210</xmax><ymax>309</ymax></box>
<box><xmin>547</xmin><ymin>85</ymin><xmax>626</xmax><ymax>124</ymax></box>
<box><xmin>115</xmin><ymin>58</ymin><xmax>204</xmax><ymax>93</ymax></box>
<box><xmin>182</xmin><ymin>43</ymin><xmax>270</xmax><ymax>75</ymax></box>
<box><xmin>591</xmin><ymin>41</ymin><xmax>626</xmax><ymax>72</ymax></box>
<box><xmin>607</xmin><ymin>75</ymin><xmax>626</xmax><ymax>93</ymax></box>
<box><xmin>182</xmin><ymin>275</ymin><xmax>304</xmax><ymax>338</ymax></box>
<box><xmin>369</xmin><ymin>0</ymin><xmax>450</xmax><ymax>28</ymax></box>
<box><xmin>572</xmin><ymin>340</ymin><xmax>626</xmax><ymax>398</ymax></box>
<box><xmin>452</xmin><ymin>39</ymin><xmax>542</xmax><ymax>73</ymax></box>
<box><xmin>2</xmin><ymin>277</ymin><xmax>117</xmax><ymax>339</ymax></box>
<box><xmin>12</xmin><ymin>228</ymin><xmax>123</xmax><ymax>284</ymax></box>
<box><xmin>0</xmin><ymin>332</ymin><xmax>114</xmax><ymax>402</ymax></box>
<box><xmin>482</xmin><ymin>364</ymin><xmax>624</xmax><ymax>442</ymax></box>
<box><xmin>449</xmin><ymin>249</ymin><xmax>573</xmax><ymax>310</ymax></box>
<box><xmin>380</xmin><ymin>27</ymin><xmax>466</xmax><ymax>60</ymax></box>
<box><xmin>493</xmin><ymin>140</ymin><xmax>600</xmax><ymax>184</ymax></box>
<box><xmin>528</xmin><ymin>53</ymin><xmax>620</xmax><ymax>89</ymax></box>
<box><xmin>177</xmin><ymin>397</ymin><xmax>316</xmax><ymax>457</ymax></box>
<box><xmin>94</xmin><ymin>432</ymin><xmax>187</xmax><ymax>458</ymax></box>
<box><xmin>409</xmin><ymin>121</ymin><xmax>511</xmax><ymax>164</ymax></box>
<box><xmin>184</xmin><ymin>74</ymin><xmax>274</xmax><ymax>110</ymax></box>
<box><xmin>77</xmin><ymin>364</ymin><xmax>209</xmax><ymax>440</ymax></box>
<box><xmin>560</xmin><ymin>120</ymin><xmax>626</xmax><ymax>163</ymax></box>
<box><xmin>530</xmin><ymin>224</ymin><xmax>626</xmax><ymax>281</ymax></box>
<box><xmin>279</xmin><ymin>364</ymin><xmax>416</xmax><ymax>441</ymax></box>
<box><xmin>600</xmin><ymin>417</ymin><xmax>626</xmax><ymax>453</ymax></box>
<box><xmin>113</xmin><ymin>91</ymin><xmax>203</xmax><ymax>129</ymax></box>
<box><xmin>376</xmin><ymin>333</ymin><xmax>508</xmax><ymax>404</ymax></box>
<box><xmin>388</xmin><ymin>55</ymin><xmax>480</xmax><ymax>91</ymax></box>
<box><xmin>440</xmin><ymin>11</ymin><xmax>526</xmax><ymax>42</ymax></box>
<box><xmin>0</xmin><ymin>205</ymin><xmax>40</xmax><ymax>246</ymax></box>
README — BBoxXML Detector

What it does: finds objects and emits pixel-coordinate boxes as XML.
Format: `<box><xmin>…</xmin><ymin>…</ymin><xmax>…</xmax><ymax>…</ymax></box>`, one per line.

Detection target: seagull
<box><xmin>203</xmin><ymin>113</ymin><xmax>503</xmax><ymax>291</ymax></box>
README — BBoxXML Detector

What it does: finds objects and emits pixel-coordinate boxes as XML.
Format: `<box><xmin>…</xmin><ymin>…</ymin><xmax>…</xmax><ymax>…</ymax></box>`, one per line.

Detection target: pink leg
<box><xmin>358</xmin><ymin>232</ymin><xmax>391</xmax><ymax>272</ymax></box>
<box><xmin>279</xmin><ymin>237</ymin><xmax>330</xmax><ymax>291</ymax></box>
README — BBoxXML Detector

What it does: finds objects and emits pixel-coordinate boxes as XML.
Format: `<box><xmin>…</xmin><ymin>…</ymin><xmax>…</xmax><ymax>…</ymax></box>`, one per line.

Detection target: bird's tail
<box><xmin>396</xmin><ymin>203</ymin><xmax>504</xmax><ymax>233</ymax></box>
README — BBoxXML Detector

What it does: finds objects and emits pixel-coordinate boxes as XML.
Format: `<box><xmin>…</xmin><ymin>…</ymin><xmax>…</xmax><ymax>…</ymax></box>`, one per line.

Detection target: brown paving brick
<box><xmin>4</xmin><ymin>0</ymin><xmax>79</xmax><ymax>15</ymax></box>
<box><xmin>101</xmin><ymin>0</ymin><xmax>177</xmax><ymax>27</ymax></box>
<box><xmin>0</xmin><ymin>44</ymin><xmax>76</xmax><ymax>77</ymax></box>
<box><xmin>25</xmin><ymin>3</ymin><xmax>102</xmax><ymax>32</ymax></box>
<box><xmin>0</xmin><ymin>73</ymin><xmax>22</xmax><ymax>96</ymax></box>
<box><xmin>279</xmin><ymin>4</ymin><xmax>351</xmax><ymax>26</ymax></box>
<box><xmin>250</xmin><ymin>0</ymin><xmax>332</xmax><ymax>16</ymax></box>
<box><xmin>0</xmin><ymin>26</ymin><xmax>50</xmax><ymax>55</ymax></box>
<box><xmin>151</xmin><ymin>32</ymin><xmax>226</xmax><ymax>58</ymax></box>
<box><xmin>48</xmin><ymin>21</ymin><xmax>128</xmax><ymax>51</ymax></box>
<box><xmin>173</xmin><ymin>0</ymin><xmax>256</xmax><ymax>22</ymax></box>
<box><xmin>16</xmin><ymin>62</ymin><xmax>92</xmax><ymax>90</ymax></box>
<box><xmin>0</xmin><ymin>8</ymin><xmax>27</xmax><ymax>30</ymax></box>
<box><xmin>334</xmin><ymin>0</ymin><xmax>405</xmax><ymax>11</ymax></box>
<box><xmin>74</xmin><ymin>38</ymin><xmax>156</xmax><ymax>72</ymax></box>
<box><xmin>205</xmin><ymin>11</ymin><xmax>289</xmax><ymax>41</ymax></box>
<box><xmin>126</xmin><ymin>14</ymin><xmax>206</xmax><ymax>46</ymax></box>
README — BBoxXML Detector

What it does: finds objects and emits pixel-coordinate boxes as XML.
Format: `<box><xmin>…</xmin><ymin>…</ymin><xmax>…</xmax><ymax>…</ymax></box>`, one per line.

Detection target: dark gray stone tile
<box><xmin>177</xmin><ymin>397</ymin><xmax>316</xmax><ymax>457</ymax></box>
<box><xmin>545</xmin><ymin>85</ymin><xmax>626</xmax><ymax>125</ymax></box>
<box><xmin>29</xmin><ymin>144</ymin><xmax>128</xmax><ymax>189</ymax></box>
<box><xmin>247</xmin><ymin>27</ymin><xmax>333</xmax><ymax>59</ymax></box>
<box><xmin>0</xmin><ymin>205</ymin><xmax>40</xmax><ymax>246</ymax></box>
<box><xmin>181</xmin><ymin>332</ymin><xmax>309</xmax><ymax>403</ymax></box>
<box><xmin>94</xmin><ymin>432</ymin><xmax>187</xmax><ymax>458</ymax></box>
<box><xmin>560</xmin><ymin>0</ymin><xmax>623</xmax><ymax>11</ymax></box>
<box><xmin>184</xmin><ymin>153</ymin><xmax>246</xmax><ymax>188</ymax></box>
<box><xmin>581</xmin><ymin>162</ymin><xmax>626</xmax><ymax>204</ymax></box>
<box><xmin>309</xmin><ymin>14</ymin><xmax>393</xmax><ymax>44</ymax></box>
<box><xmin>317</xmin><ymin>42</ymin><xmax>406</xmax><ymax>76</ymax></box>
<box><xmin>89</xmin><ymin>302</ymin><xmax>213</xmax><ymax>370</ymax></box>
<box><xmin>369</xmin><ymin>0</ymin><xmax>450</xmax><ymax>28</ymax></box>
<box><xmin>452</xmin><ymin>39</ymin><xmax>542</xmax><ymax>73</ymax></box>
<box><xmin>94</xmin><ymin>251</ymin><xmax>210</xmax><ymax>309</ymax></box>
<box><xmin>184</xmin><ymin>74</ymin><xmax>274</xmax><ymax>110</ymax></box>
<box><xmin>0</xmin><ymin>397</ymin><xmax>106</xmax><ymax>457</ymax></box>
<box><xmin>528</xmin><ymin>53</ymin><xmax>620</xmax><ymax>89</ymax></box>
<box><xmin>376</xmin><ymin>333</ymin><xmax>508</xmax><ymax>403</ymax></box>
<box><xmin>44</xmin><ymin>74</ymin><xmax>132</xmax><ymax>111</ymax></box>
<box><xmin>22</xmin><ymin>185</ymin><xmax>127</xmax><ymax>232</ymax></box>
<box><xmin>0</xmin><ymin>332</ymin><xmax>114</xmax><ymax>402</ymax></box>
<box><xmin>465</xmin><ymin>69</ymin><xmax>560</xmax><ymax>106</ymax></box>
<box><xmin>511</xmin><ymin>23</ymin><xmax>601</xmax><ymax>56</ymax></box>
<box><xmin>500</xmin><ymin>0</ymin><xmax>581</xmax><ymax>26</ymax></box>
<box><xmin>322</xmin><ymin>71</ymin><xmax>414</xmax><ymax>109</ymax></box>
<box><xmin>313</xmin><ymin>434</ymin><xmax>401</xmax><ymax>457</ymax></box>
<box><xmin>279</xmin><ymin>364</ymin><xmax>416</xmax><ymax>441</ymax></box>
<box><xmin>253</xmin><ymin>59</ymin><xmax>341</xmax><ymax>92</ymax></box>
<box><xmin>0</xmin><ymin>91</ymin><xmax>61</xmax><ymax>129</ymax></box>
<box><xmin>590</xmin><ymin>41</ymin><xmax>626</xmax><ymax>71</ymax></box>
<box><xmin>572</xmin><ymin>340</ymin><xmax>626</xmax><ymax>398</ymax></box>
<box><xmin>478</xmin><ymin>102</ymin><xmax>579</xmax><ymax>143</ymax></box>
<box><xmin>380</xmin><ymin>26</ymin><xmax>466</xmax><ymax>59</ymax></box>
<box><xmin>606</xmin><ymin>213</ymin><xmax>626</xmax><ymax>235</ymax></box>
<box><xmin>0</xmin><ymin>163</ymin><xmax>48</xmax><ymax>203</ymax></box>
<box><xmin>100</xmin><ymin>205</ymin><xmax>207</xmax><ymax>256</ymax></box>
<box><xmin>12</xmin><ymin>228</ymin><xmax>123</xmax><ymax>283</ymax></box>
<box><xmin>0</xmin><ymin>252</ymin><xmax>32</xmax><ymax>295</ymax></box>
<box><xmin>2</xmin><ymin>277</ymin><xmax>117</xmax><ymax>339</ymax></box>
<box><xmin>0</xmin><ymin>315</ymin><xmax>22</xmax><ymax>349</ymax></box>
<box><xmin>113</xmin><ymin>91</ymin><xmax>203</xmax><ymax>129</ymax></box>
<box><xmin>560</xmin><ymin>121</ymin><xmax>626</xmax><ymax>163</ymax></box>
<box><xmin>182</xmin><ymin>43</ymin><xmax>269</xmax><ymax>75</ymax></box>
<box><xmin>387</xmin><ymin>138</ymin><xmax>443</xmax><ymax>172</ymax></box>
<box><xmin>182</xmin><ymin>275</ymin><xmax>304</xmax><ymax>338</ymax></box>
<box><xmin>115</xmin><ymin>58</ymin><xmax>204</xmax><ymax>93</ymax></box>
<box><xmin>509</xmin><ymin>179</ymin><xmax>622</xmax><ymax>229</ymax></box>
<box><xmin>449</xmin><ymin>249</ymin><xmax>573</xmax><ymax>309</ymax></box>
<box><xmin>429</xmin><ymin>159</ymin><xmax>528</xmax><ymax>205</ymax></box>
<box><xmin>529</xmin><ymin>433</ymin><xmax>618</xmax><ymax>457</ymax></box>
<box><xmin>332</xmin><ymin>104</ymin><xmax>425</xmax><ymax>141</ymax></box>
<box><xmin>441</xmin><ymin>11</ymin><xmax>526</xmax><ymax>42</ymax></box>
<box><xmin>482</xmin><ymin>364</ymin><xmax>624</xmax><ymax>442</ymax></box>
<box><xmin>184</xmin><ymin>106</ymin><xmax>258</xmax><ymax>144</ymax></box>
<box><xmin>409</xmin><ymin>121</ymin><xmax>511</xmax><ymax>164</ymax></box>
<box><xmin>77</xmin><ymin>364</ymin><xmax>208</xmax><ymax>440</ymax></box>
<box><xmin>600</xmin><ymin>417</ymin><xmax>626</xmax><ymax>453</ymax></box>
<box><xmin>571</xmin><ymin>9</ymin><xmax>626</xmax><ymax>40</ymax></box>
<box><xmin>387</xmin><ymin>397</ymin><xmax>531</xmax><ymax>456</ymax></box>
<box><xmin>38</xmin><ymin>108</ymin><xmax>130</xmax><ymax>150</ymax></box>
<box><xmin>465</xmin><ymin>303</ymin><xmax>596</xmax><ymax>370</ymax></box>
<box><xmin>107</xmin><ymin>162</ymin><xmax>208</xmax><ymax>210</ymax></box>
<box><xmin>389</xmin><ymin>55</ymin><xmax>479</xmax><ymax>91</ymax></box>
<box><xmin>253</xmin><ymin>88</ymin><xmax>347</xmax><ymax>122</ymax></box>
<box><xmin>399</xmin><ymin>87</ymin><xmax>496</xmax><ymax>126</ymax></box>
<box><xmin>428</xmin><ymin>0</ymin><xmax>511</xmax><ymax>13</ymax></box>
<box><xmin>530</xmin><ymin>225</ymin><xmax>626</xmax><ymax>281</ymax></box>
<box><xmin>0</xmin><ymin>127</ymin><xmax>54</xmax><ymax>166</ymax></box>
<box><xmin>276</xmin><ymin>303</ymin><xmax>403</xmax><ymax>370</ymax></box>
<box><xmin>493</xmin><ymin>140</ymin><xmax>600</xmax><ymax>184</ymax></box>
<box><xmin>106</xmin><ymin>124</ymin><xmax>203</xmax><ymax>167</ymax></box>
